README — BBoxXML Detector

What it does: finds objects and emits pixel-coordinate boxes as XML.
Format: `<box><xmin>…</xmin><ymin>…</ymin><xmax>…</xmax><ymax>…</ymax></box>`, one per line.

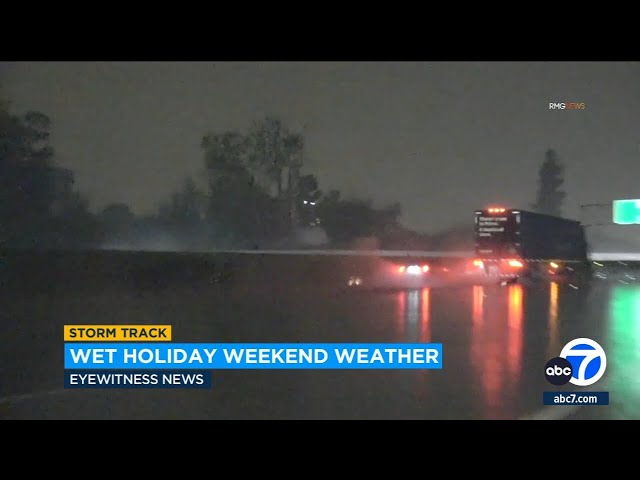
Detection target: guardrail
<box><xmin>209</xmin><ymin>249</ymin><xmax>475</xmax><ymax>257</ymax></box>
<box><xmin>589</xmin><ymin>253</ymin><xmax>640</xmax><ymax>262</ymax></box>
<box><xmin>209</xmin><ymin>249</ymin><xmax>640</xmax><ymax>262</ymax></box>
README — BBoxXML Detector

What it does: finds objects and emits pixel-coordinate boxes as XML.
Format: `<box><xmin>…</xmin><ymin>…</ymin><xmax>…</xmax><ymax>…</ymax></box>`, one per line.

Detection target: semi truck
<box><xmin>473</xmin><ymin>207</ymin><xmax>590</xmax><ymax>280</ymax></box>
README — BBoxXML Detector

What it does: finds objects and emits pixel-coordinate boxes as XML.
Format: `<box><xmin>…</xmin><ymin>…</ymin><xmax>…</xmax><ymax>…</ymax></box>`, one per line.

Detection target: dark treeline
<box><xmin>1</xmin><ymin>101</ymin><xmax>474</xmax><ymax>252</ymax></box>
<box><xmin>0</xmin><ymin>101</ymin><xmax>99</xmax><ymax>249</ymax></box>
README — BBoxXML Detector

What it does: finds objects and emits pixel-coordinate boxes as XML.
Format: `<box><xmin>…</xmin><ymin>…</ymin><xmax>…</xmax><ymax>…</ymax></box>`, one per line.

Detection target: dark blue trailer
<box><xmin>473</xmin><ymin>207</ymin><xmax>589</xmax><ymax>279</ymax></box>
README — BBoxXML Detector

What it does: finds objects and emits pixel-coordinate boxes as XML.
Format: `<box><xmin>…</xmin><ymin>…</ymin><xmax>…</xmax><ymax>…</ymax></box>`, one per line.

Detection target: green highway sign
<box><xmin>613</xmin><ymin>199</ymin><xmax>640</xmax><ymax>225</ymax></box>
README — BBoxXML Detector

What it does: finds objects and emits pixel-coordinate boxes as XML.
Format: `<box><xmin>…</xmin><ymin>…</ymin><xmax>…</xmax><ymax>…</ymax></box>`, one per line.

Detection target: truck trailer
<box><xmin>473</xmin><ymin>207</ymin><xmax>590</xmax><ymax>279</ymax></box>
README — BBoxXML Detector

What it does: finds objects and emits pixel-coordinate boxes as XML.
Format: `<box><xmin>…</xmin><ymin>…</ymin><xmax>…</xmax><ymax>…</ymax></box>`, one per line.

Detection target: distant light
<box><xmin>407</xmin><ymin>265</ymin><xmax>421</xmax><ymax>275</ymax></box>
<box><xmin>310</xmin><ymin>201</ymin><xmax>316</xmax><ymax>206</ymax></box>
<box><xmin>593</xmin><ymin>261</ymin><xmax>604</xmax><ymax>267</ymax></box>
<box><xmin>422</xmin><ymin>265</ymin><xmax>430</xmax><ymax>272</ymax></box>
<box><xmin>508</xmin><ymin>259</ymin><xmax>524</xmax><ymax>268</ymax></box>
<box><xmin>398</xmin><ymin>266</ymin><xmax>406</xmax><ymax>273</ymax></box>
<box><xmin>550</xmin><ymin>262</ymin><xmax>559</xmax><ymax>269</ymax></box>
<box><xmin>473</xmin><ymin>259</ymin><xmax>483</xmax><ymax>268</ymax></box>
<box><xmin>303</xmin><ymin>200</ymin><xmax>308</xmax><ymax>204</ymax></box>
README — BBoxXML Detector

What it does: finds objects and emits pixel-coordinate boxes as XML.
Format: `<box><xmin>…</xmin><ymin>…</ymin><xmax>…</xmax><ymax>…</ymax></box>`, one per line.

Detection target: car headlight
<box><xmin>406</xmin><ymin>265</ymin><xmax>421</xmax><ymax>275</ymax></box>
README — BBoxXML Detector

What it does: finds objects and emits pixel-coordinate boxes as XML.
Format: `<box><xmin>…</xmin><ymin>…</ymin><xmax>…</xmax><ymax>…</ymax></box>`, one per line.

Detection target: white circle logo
<box><xmin>560</xmin><ymin>338</ymin><xmax>607</xmax><ymax>387</ymax></box>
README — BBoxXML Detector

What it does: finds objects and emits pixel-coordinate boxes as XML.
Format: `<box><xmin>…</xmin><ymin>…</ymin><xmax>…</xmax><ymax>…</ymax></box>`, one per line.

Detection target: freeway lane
<box><xmin>0</xmin><ymin>252</ymin><xmax>638</xmax><ymax>419</ymax></box>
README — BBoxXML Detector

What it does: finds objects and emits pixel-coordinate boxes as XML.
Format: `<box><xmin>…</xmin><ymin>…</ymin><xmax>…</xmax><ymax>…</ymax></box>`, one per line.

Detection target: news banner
<box><xmin>64</xmin><ymin>325</ymin><xmax>443</xmax><ymax>388</ymax></box>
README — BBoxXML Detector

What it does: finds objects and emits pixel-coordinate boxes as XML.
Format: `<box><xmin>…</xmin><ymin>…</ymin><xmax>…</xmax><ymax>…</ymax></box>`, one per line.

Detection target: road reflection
<box><xmin>406</xmin><ymin>289</ymin><xmax>420</xmax><ymax>342</ymax></box>
<box><xmin>399</xmin><ymin>288</ymin><xmax>431</xmax><ymax>399</ymax></box>
<box><xmin>607</xmin><ymin>285</ymin><xmax>640</xmax><ymax>419</ymax></box>
<box><xmin>470</xmin><ymin>284</ymin><xmax>525</xmax><ymax>418</ymax></box>
<box><xmin>547</xmin><ymin>281</ymin><xmax>560</xmax><ymax>358</ymax></box>
<box><xmin>397</xmin><ymin>283</ymin><xmax>579</xmax><ymax>418</ymax></box>
<box><xmin>507</xmin><ymin>285</ymin><xmax>523</xmax><ymax>383</ymax></box>
<box><xmin>420</xmin><ymin>288</ymin><xmax>431</xmax><ymax>343</ymax></box>
<box><xmin>398</xmin><ymin>289</ymin><xmax>428</xmax><ymax>342</ymax></box>
<box><xmin>472</xmin><ymin>285</ymin><xmax>483</xmax><ymax>327</ymax></box>
<box><xmin>471</xmin><ymin>286</ymin><xmax>501</xmax><ymax>415</ymax></box>
<box><xmin>396</xmin><ymin>290</ymin><xmax>405</xmax><ymax>339</ymax></box>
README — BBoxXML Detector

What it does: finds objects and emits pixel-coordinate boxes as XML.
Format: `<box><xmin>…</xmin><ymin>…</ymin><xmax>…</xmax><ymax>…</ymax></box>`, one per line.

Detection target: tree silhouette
<box><xmin>246</xmin><ymin>117</ymin><xmax>306</xmax><ymax>230</ymax></box>
<box><xmin>0</xmin><ymin>102</ymin><xmax>58</xmax><ymax>247</ymax></box>
<box><xmin>532</xmin><ymin>149</ymin><xmax>566</xmax><ymax>217</ymax></box>
<box><xmin>202</xmin><ymin>130</ymin><xmax>281</xmax><ymax>246</ymax></box>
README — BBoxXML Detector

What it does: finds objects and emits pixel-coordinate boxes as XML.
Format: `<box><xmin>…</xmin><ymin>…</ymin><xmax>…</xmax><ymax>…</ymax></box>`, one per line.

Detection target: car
<box><xmin>346</xmin><ymin>260</ymin><xmax>431</xmax><ymax>290</ymax></box>
<box><xmin>390</xmin><ymin>262</ymin><xmax>431</xmax><ymax>287</ymax></box>
<box><xmin>397</xmin><ymin>263</ymin><xmax>430</xmax><ymax>275</ymax></box>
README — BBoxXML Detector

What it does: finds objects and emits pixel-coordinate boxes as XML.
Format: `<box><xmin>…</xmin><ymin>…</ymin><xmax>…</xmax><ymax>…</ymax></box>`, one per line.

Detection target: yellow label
<box><xmin>64</xmin><ymin>325</ymin><xmax>172</xmax><ymax>341</ymax></box>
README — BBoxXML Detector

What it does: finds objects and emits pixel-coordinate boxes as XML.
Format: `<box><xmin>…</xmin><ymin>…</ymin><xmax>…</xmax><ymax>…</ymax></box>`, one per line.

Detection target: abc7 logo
<box><xmin>545</xmin><ymin>338</ymin><xmax>607</xmax><ymax>386</ymax></box>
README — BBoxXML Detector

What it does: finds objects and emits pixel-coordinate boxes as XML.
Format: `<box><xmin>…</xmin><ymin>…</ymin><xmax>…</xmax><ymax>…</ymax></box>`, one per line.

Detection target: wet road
<box><xmin>1</xmin><ymin>255</ymin><xmax>638</xmax><ymax>419</ymax></box>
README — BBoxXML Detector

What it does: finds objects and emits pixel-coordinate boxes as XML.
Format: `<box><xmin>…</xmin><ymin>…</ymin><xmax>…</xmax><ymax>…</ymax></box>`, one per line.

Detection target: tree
<box><xmin>317</xmin><ymin>190</ymin><xmax>402</xmax><ymax>245</ymax></box>
<box><xmin>246</xmin><ymin>117</ymin><xmax>288</xmax><ymax>198</ymax></box>
<box><xmin>298</xmin><ymin>174</ymin><xmax>322</xmax><ymax>226</ymax></box>
<box><xmin>0</xmin><ymin>101</ymin><xmax>57</xmax><ymax>247</ymax></box>
<box><xmin>50</xmin><ymin>191</ymin><xmax>101</xmax><ymax>248</ymax></box>
<box><xmin>298</xmin><ymin>174</ymin><xmax>321</xmax><ymax>202</ymax></box>
<box><xmin>166</xmin><ymin>177</ymin><xmax>206</xmax><ymax>224</ymax></box>
<box><xmin>98</xmin><ymin>203</ymin><xmax>136</xmax><ymax>246</ymax></box>
<box><xmin>283</xmin><ymin>132</ymin><xmax>304</xmax><ymax>229</ymax></box>
<box><xmin>246</xmin><ymin>116</ymin><xmax>306</xmax><ymax>230</ymax></box>
<box><xmin>202</xmin><ymin>131</ymin><xmax>248</xmax><ymax>185</ymax></box>
<box><xmin>202</xmin><ymin>131</ymin><xmax>280</xmax><ymax>246</ymax></box>
<box><xmin>157</xmin><ymin>177</ymin><xmax>208</xmax><ymax>249</ymax></box>
<box><xmin>532</xmin><ymin>149</ymin><xmax>566</xmax><ymax>217</ymax></box>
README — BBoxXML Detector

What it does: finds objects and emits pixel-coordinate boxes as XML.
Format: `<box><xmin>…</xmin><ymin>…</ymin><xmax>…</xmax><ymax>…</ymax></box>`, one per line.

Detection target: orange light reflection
<box><xmin>548</xmin><ymin>281</ymin><xmax>559</xmax><ymax>358</ymax></box>
<box><xmin>507</xmin><ymin>284</ymin><xmax>523</xmax><ymax>382</ymax></box>
<box><xmin>420</xmin><ymin>288</ymin><xmax>431</xmax><ymax>342</ymax></box>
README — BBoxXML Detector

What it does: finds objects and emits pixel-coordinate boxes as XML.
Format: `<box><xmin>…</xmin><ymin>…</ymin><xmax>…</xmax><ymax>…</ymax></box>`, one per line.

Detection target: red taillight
<box><xmin>422</xmin><ymin>265</ymin><xmax>429</xmax><ymax>272</ymax></box>
<box><xmin>508</xmin><ymin>259</ymin><xmax>523</xmax><ymax>268</ymax></box>
<box><xmin>398</xmin><ymin>266</ymin><xmax>405</xmax><ymax>273</ymax></box>
<box><xmin>472</xmin><ymin>259</ymin><xmax>483</xmax><ymax>268</ymax></box>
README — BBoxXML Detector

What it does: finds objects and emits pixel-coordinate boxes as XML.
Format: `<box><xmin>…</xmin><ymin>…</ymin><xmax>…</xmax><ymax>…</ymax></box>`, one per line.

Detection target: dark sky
<box><xmin>1</xmin><ymin>61</ymin><xmax>639</xmax><ymax>233</ymax></box>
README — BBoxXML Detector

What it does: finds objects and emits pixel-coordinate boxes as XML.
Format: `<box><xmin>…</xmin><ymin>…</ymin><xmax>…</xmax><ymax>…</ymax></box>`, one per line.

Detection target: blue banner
<box><xmin>64</xmin><ymin>343</ymin><xmax>443</xmax><ymax>369</ymax></box>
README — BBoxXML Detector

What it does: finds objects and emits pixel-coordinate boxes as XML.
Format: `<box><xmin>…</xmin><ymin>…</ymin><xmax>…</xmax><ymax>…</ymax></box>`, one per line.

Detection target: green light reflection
<box><xmin>608</xmin><ymin>285</ymin><xmax>640</xmax><ymax>419</ymax></box>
